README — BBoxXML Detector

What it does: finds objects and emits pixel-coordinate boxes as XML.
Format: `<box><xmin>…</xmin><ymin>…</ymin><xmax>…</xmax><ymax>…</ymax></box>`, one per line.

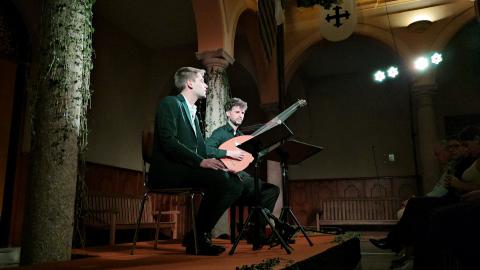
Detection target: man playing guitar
<box><xmin>205</xmin><ymin>97</ymin><xmax>281</xmax><ymax>249</ymax></box>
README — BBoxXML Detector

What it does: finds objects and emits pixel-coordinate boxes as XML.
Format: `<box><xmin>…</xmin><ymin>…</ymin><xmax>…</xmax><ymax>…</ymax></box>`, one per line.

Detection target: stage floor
<box><xmin>10</xmin><ymin>235</ymin><xmax>357</xmax><ymax>270</ymax></box>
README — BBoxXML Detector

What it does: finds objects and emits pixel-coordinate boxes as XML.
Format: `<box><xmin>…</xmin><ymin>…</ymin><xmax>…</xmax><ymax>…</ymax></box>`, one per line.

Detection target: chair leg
<box><xmin>230</xmin><ymin>206</ymin><xmax>236</xmax><ymax>244</ymax></box>
<box><xmin>130</xmin><ymin>192</ymin><xmax>149</xmax><ymax>255</ymax></box>
<box><xmin>154</xmin><ymin>210</ymin><xmax>161</xmax><ymax>249</ymax></box>
<box><xmin>190</xmin><ymin>192</ymin><xmax>198</xmax><ymax>255</ymax></box>
<box><xmin>238</xmin><ymin>205</ymin><xmax>244</xmax><ymax>233</ymax></box>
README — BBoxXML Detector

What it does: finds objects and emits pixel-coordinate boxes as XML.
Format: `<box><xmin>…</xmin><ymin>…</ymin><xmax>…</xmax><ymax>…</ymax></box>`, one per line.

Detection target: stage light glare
<box><xmin>374</xmin><ymin>70</ymin><xmax>386</xmax><ymax>82</ymax></box>
<box><xmin>387</xmin><ymin>66</ymin><xmax>399</xmax><ymax>78</ymax></box>
<box><xmin>431</xmin><ymin>52</ymin><xmax>442</xmax><ymax>65</ymax></box>
<box><xmin>414</xmin><ymin>57</ymin><xmax>429</xmax><ymax>71</ymax></box>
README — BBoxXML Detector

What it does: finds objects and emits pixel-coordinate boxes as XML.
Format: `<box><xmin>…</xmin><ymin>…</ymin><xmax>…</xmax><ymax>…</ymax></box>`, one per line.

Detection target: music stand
<box><xmin>229</xmin><ymin>123</ymin><xmax>294</xmax><ymax>255</ymax></box>
<box><xmin>264</xmin><ymin>139</ymin><xmax>323</xmax><ymax>247</ymax></box>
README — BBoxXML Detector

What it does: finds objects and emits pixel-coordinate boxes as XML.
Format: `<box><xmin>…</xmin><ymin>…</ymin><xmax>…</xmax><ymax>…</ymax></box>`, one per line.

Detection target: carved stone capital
<box><xmin>196</xmin><ymin>48</ymin><xmax>234</xmax><ymax>72</ymax></box>
<box><xmin>412</xmin><ymin>83</ymin><xmax>437</xmax><ymax>95</ymax></box>
<box><xmin>412</xmin><ymin>83</ymin><xmax>437</xmax><ymax>107</ymax></box>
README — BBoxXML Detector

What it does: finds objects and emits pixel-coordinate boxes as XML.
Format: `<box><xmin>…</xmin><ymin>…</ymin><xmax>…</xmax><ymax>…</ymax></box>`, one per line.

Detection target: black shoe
<box><xmin>280</xmin><ymin>223</ymin><xmax>298</xmax><ymax>241</ymax></box>
<box><xmin>369</xmin><ymin>238</ymin><xmax>390</xmax><ymax>249</ymax></box>
<box><xmin>369</xmin><ymin>238</ymin><xmax>401</xmax><ymax>253</ymax></box>
<box><xmin>182</xmin><ymin>232</ymin><xmax>225</xmax><ymax>256</ymax></box>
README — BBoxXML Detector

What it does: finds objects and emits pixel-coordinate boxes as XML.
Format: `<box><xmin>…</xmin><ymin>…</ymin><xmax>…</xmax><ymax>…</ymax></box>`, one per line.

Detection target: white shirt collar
<box><xmin>185</xmin><ymin>100</ymin><xmax>197</xmax><ymax>121</ymax></box>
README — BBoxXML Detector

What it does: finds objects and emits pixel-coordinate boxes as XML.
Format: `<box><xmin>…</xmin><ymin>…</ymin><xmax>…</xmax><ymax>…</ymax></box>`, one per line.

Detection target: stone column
<box><xmin>197</xmin><ymin>49</ymin><xmax>234</xmax><ymax>237</ymax></box>
<box><xmin>412</xmin><ymin>83</ymin><xmax>439</xmax><ymax>194</ymax></box>
<box><xmin>197</xmin><ymin>49</ymin><xmax>234</xmax><ymax>137</ymax></box>
<box><xmin>21</xmin><ymin>0</ymin><xmax>94</xmax><ymax>265</ymax></box>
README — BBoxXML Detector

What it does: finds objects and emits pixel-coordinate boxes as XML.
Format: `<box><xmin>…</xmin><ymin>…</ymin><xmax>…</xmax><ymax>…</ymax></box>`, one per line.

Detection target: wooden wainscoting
<box><xmin>84</xmin><ymin>162</ymin><xmax>193</xmax><ymax>242</ymax></box>
<box><xmin>288</xmin><ymin>176</ymin><xmax>418</xmax><ymax>226</ymax></box>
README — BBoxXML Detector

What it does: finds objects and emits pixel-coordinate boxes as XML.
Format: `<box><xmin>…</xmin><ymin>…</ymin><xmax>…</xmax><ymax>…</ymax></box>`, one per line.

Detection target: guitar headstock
<box><xmin>297</xmin><ymin>99</ymin><xmax>307</xmax><ymax>107</ymax></box>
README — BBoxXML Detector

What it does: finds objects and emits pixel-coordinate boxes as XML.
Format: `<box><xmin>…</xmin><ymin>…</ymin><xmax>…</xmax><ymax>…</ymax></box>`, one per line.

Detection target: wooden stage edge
<box><xmin>16</xmin><ymin>235</ymin><xmax>361</xmax><ymax>270</ymax></box>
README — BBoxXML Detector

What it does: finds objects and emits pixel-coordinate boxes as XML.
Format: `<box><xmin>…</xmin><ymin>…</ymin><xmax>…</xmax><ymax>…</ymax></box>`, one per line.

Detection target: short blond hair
<box><xmin>174</xmin><ymin>67</ymin><xmax>206</xmax><ymax>91</ymax></box>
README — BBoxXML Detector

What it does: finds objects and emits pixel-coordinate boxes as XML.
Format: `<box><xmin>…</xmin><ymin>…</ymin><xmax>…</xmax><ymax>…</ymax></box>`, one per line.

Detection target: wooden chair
<box><xmin>130</xmin><ymin>129</ymin><xmax>203</xmax><ymax>255</ymax></box>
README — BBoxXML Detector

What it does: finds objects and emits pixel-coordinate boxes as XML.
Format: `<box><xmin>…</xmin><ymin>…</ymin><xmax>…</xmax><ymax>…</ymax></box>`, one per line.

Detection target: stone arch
<box><xmin>193</xmin><ymin>0</ymin><xmax>256</xmax><ymax>58</ymax></box>
<box><xmin>431</xmin><ymin>7</ymin><xmax>476</xmax><ymax>53</ymax></box>
<box><xmin>285</xmin><ymin>23</ymin><xmax>412</xmax><ymax>87</ymax></box>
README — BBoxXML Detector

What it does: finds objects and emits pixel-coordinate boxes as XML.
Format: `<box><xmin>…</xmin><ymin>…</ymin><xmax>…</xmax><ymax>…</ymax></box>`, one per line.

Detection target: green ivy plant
<box><xmin>30</xmin><ymin>0</ymin><xmax>95</xmax><ymax>248</ymax></box>
<box><xmin>236</xmin><ymin>257</ymin><xmax>281</xmax><ymax>270</ymax></box>
<box><xmin>332</xmin><ymin>231</ymin><xmax>360</xmax><ymax>243</ymax></box>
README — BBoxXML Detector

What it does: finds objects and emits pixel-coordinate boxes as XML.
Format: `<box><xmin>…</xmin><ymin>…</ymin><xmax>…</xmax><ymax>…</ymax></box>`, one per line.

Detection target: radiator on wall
<box><xmin>318</xmin><ymin>198</ymin><xmax>401</xmax><ymax>225</ymax></box>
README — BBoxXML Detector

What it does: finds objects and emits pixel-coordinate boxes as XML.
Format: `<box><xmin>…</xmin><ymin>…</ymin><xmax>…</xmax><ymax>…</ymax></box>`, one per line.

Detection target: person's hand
<box><xmin>462</xmin><ymin>190</ymin><xmax>480</xmax><ymax>202</ymax></box>
<box><xmin>226</xmin><ymin>150</ymin><xmax>245</xmax><ymax>160</ymax></box>
<box><xmin>200</xmin><ymin>158</ymin><xmax>227</xmax><ymax>170</ymax></box>
<box><xmin>444</xmin><ymin>175</ymin><xmax>462</xmax><ymax>189</ymax></box>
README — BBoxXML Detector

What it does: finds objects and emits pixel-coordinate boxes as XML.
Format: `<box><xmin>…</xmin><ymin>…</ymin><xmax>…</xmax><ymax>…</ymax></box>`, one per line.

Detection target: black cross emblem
<box><xmin>325</xmin><ymin>6</ymin><xmax>350</xmax><ymax>28</ymax></box>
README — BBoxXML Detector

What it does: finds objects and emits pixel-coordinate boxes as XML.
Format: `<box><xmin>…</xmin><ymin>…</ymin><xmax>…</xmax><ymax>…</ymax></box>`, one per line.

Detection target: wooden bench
<box><xmin>83</xmin><ymin>193</ymin><xmax>179</xmax><ymax>245</ymax></box>
<box><xmin>318</xmin><ymin>197</ymin><xmax>401</xmax><ymax>225</ymax></box>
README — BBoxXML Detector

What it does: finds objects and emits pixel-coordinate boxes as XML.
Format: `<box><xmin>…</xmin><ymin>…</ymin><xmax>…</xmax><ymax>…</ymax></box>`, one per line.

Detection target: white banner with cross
<box><xmin>318</xmin><ymin>0</ymin><xmax>357</xmax><ymax>42</ymax></box>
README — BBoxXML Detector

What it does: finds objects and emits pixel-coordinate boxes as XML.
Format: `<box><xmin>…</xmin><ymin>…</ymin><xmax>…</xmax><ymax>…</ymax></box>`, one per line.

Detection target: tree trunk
<box><xmin>21</xmin><ymin>0</ymin><xmax>94</xmax><ymax>265</ymax></box>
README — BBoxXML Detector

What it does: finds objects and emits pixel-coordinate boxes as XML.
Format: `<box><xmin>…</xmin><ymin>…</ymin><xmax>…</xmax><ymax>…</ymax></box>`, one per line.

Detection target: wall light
<box><xmin>414</xmin><ymin>57</ymin><xmax>429</xmax><ymax>71</ymax></box>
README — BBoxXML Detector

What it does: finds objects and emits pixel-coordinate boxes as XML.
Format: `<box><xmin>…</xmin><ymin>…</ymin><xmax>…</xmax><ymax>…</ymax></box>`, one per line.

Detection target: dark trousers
<box><xmin>149</xmin><ymin>166</ymin><xmax>244</xmax><ymax>234</ymax></box>
<box><xmin>414</xmin><ymin>201</ymin><xmax>480</xmax><ymax>270</ymax></box>
<box><xmin>386</xmin><ymin>196</ymin><xmax>458</xmax><ymax>249</ymax></box>
<box><xmin>235</xmin><ymin>172</ymin><xmax>280</xmax><ymax>237</ymax></box>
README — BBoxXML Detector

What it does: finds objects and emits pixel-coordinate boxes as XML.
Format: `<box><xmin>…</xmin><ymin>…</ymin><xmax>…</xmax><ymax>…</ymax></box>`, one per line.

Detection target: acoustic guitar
<box><xmin>219</xmin><ymin>99</ymin><xmax>307</xmax><ymax>173</ymax></box>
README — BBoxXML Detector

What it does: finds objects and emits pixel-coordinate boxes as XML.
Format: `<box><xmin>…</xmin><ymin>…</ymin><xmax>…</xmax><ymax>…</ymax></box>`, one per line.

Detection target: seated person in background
<box><xmin>370</xmin><ymin>127</ymin><xmax>479</xmax><ymax>256</ymax></box>
<box><xmin>416</xmin><ymin>129</ymin><xmax>480</xmax><ymax>269</ymax></box>
<box><xmin>444</xmin><ymin>127</ymin><xmax>480</xmax><ymax>195</ymax></box>
<box><xmin>205</xmin><ymin>97</ymin><xmax>281</xmax><ymax>249</ymax></box>
<box><xmin>415</xmin><ymin>189</ymin><xmax>480</xmax><ymax>270</ymax></box>
<box><xmin>148</xmin><ymin>67</ymin><xmax>244</xmax><ymax>255</ymax></box>
<box><xmin>389</xmin><ymin>136</ymin><xmax>470</xmax><ymax>268</ymax></box>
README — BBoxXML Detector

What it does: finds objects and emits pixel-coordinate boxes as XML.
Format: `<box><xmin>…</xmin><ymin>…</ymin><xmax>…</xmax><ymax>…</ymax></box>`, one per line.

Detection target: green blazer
<box><xmin>148</xmin><ymin>94</ymin><xmax>206</xmax><ymax>183</ymax></box>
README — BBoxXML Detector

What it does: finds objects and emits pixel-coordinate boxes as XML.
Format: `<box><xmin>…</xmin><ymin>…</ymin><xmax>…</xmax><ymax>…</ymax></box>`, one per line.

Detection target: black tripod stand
<box><xmin>265</xmin><ymin>140</ymin><xmax>323</xmax><ymax>246</ymax></box>
<box><xmin>229</xmin><ymin>124</ymin><xmax>293</xmax><ymax>255</ymax></box>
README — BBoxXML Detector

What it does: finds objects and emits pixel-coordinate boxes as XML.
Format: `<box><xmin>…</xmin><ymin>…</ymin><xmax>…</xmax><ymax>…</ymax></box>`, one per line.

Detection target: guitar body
<box><xmin>219</xmin><ymin>135</ymin><xmax>254</xmax><ymax>173</ymax></box>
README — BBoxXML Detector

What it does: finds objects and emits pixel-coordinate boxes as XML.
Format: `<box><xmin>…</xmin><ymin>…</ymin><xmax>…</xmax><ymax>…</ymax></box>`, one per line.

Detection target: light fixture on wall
<box><xmin>413</xmin><ymin>52</ymin><xmax>443</xmax><ymax>72</ymax></box>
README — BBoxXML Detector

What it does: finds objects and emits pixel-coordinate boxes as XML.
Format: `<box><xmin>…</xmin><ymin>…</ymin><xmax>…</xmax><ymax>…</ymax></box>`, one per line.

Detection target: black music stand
<box><xmin>265</xmin><ymin>140</ymin><xmax>323</xmax><ymax>247</ymax></box>
<box><xmin>229</xmin><ymin>123</ymin><xmax>294</xmax><ymax>255</ymax></box>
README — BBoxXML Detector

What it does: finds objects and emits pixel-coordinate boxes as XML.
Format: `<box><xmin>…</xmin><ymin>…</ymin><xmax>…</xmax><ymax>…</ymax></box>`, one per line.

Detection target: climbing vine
<box><xmin>23</xmin><ymin>0</ymin><xmax>95</xmax><ymax>259</ymax></box>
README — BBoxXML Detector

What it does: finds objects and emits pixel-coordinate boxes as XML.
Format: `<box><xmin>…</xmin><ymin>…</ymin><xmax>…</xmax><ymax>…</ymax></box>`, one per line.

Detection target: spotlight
<box><xmin>431</xmin><ymin>52</ymin><xmax>442</xmax><ymax>65</ymax></box>
<box><xmin>414</xmin><ymin>56</ymin><xmax>429</xmax><ymax>71</ymax></box>
<box><xmin>374</xmin><ymin>70</ymin><xmax>386</xmax><ymax>82</ymax></box>
<box><xmin>387</xmin><ymin>66</ymin><xmax>399</xmax><ymax>78</ymax></box>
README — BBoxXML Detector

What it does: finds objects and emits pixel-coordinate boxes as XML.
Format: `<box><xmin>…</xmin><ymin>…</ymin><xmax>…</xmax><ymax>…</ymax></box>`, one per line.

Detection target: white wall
<box><xmin>86</xmin><ymin>16</ymin><xmax>200</xmax><ymax>171</ymax></box>
<box><xmin>86</xmin><ymin>17</ymin><xmax>151</xmax><ymax>170</ymax></box>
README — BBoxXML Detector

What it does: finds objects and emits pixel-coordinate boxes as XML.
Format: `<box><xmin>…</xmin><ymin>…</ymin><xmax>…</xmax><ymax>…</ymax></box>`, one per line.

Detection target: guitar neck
<box><xmin>251</xmin><ymin>100</ymin><xmax>306</xmax><ymax>137</ymax></box>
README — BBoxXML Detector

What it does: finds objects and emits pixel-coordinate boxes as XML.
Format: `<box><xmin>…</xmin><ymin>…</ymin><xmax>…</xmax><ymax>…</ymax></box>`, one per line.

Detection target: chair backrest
<box><xmin>142</xmin><ymin>128</ymin><xmax>154</xmax><ymax>165</ymax></box>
